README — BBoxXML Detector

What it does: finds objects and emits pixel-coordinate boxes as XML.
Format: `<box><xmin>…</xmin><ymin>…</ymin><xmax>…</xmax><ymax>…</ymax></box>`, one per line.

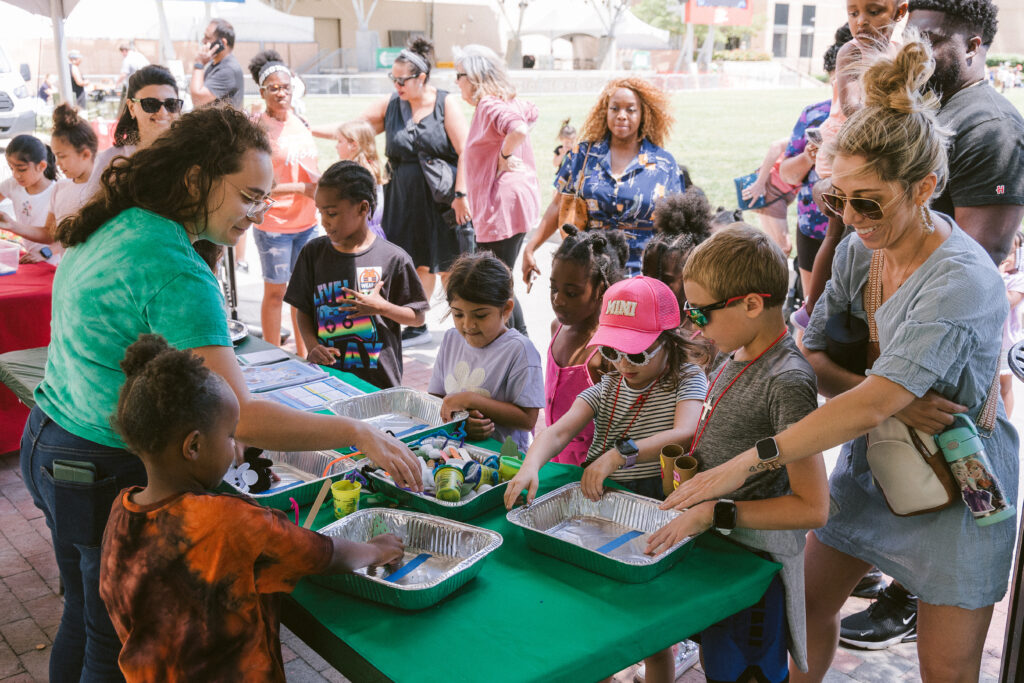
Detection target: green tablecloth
<box><xmin>283</xmin><ymin>463</ymin><xmax>781</xmax><ymax>683</ymax></box>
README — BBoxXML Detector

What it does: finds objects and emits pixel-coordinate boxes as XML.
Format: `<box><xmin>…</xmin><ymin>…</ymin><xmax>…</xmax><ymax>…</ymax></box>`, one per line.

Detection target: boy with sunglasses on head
<box><xmin>648</xmin><ymin>223</ymin><xmax>829</xmax><ymax>683</ymax></box>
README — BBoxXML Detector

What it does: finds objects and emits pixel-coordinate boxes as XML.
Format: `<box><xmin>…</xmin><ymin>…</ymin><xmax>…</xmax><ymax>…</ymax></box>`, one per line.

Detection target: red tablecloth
<box><xmin>0</xmin><ymin>262</ymin><xmax>55</xmax><ymax>453</ymax></box>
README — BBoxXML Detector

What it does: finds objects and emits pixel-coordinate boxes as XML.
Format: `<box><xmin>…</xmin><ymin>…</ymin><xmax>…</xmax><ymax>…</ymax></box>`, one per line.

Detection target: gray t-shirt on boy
<box><xmin>429</xmin><ymin>328</ymin><xmax>545</xmax><ymax>452</ymax></box>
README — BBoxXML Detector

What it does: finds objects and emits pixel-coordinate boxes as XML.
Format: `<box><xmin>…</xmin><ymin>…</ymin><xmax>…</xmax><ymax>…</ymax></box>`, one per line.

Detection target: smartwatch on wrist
<box><xmin>615</xmin><ymin>437</ymin><xmax>639</xmax><ymax>469</ymax></box>
<box><xmin>713</xmin><ymin>499</ymin><xmax>737</xmax><ymax>535</ymax></box>
<box><xmin>193</xmin><ymin>62</ymin><xmax>205</xmax><ymax>70</ymax></box>
<box><xmin>755</xmin><ymin>437</ymin><xmax>782</xmax><ymax>470</ymax></box>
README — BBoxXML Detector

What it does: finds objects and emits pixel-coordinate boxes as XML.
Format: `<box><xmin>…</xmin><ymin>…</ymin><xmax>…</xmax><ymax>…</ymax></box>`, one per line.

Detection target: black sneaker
<box><xmin>401</xmin><ymin>325</ymin><xmax>431</xmax><ymax>348</ymax></box>
<box><xmin>851</xmin><ymin>567</ymin><xmax>887</xmax><ymax>599</ymax></box>
<box><xmin>839</xmin><ymin>582</ymin><xmax>918</xmax><ymax>650</ymax></box>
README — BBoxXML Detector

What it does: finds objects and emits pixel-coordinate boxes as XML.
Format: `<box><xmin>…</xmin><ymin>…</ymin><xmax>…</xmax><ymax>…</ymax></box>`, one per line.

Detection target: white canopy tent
<box><xmin>520</xmin><ymin>0</ymin><xmax>671</xmax><ymax>51</ymax></box>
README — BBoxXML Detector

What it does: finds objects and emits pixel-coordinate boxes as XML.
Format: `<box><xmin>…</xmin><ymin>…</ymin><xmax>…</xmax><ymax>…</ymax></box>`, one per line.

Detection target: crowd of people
<box><xmin>1</xmin><ymin>0</ymin><xmax>1022</xmax><ymax>681</ymax></box>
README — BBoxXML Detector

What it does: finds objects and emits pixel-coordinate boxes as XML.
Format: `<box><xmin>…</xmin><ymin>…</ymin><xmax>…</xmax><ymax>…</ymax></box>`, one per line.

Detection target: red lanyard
<box><xmin>688</xmin><ymin>329</ymin><xmax>788</xmax><ymax>456</ymax></box>
<box><xmin>599</xmin><ymin>372</ymin><xmax>661</xmax><ymax>454</ymax></box>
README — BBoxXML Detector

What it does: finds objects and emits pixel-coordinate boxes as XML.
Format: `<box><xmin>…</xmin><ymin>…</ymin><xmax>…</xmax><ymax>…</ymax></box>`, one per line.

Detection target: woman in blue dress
<box><xmin>663</xmin><ymin>39</ymin><xmax>1017</xmax><ymax>682</ymax></box>
<box><xmin>520</xmin><ymin>77</ymin><xmax>684</xmax><ymax>279</ymax></box>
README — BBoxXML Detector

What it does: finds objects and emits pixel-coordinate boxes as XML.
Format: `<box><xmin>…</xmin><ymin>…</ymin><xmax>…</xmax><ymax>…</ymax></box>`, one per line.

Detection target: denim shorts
<box><xmin>252</xmin><ymin>225</ymin><xmax>317</xmax><ymax>284</ymax></box>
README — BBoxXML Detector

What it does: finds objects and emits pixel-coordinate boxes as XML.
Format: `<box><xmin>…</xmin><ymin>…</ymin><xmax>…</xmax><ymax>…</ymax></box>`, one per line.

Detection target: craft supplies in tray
<box><xmin>329</xmin><ymin>387</ymin><xmax>468</xmax><ymax>439</ymax></box>
<box><xmin>312</xmin><ymin>509</ymin><xmax>502</xmax><ymax>610</ymax></box>
<box><xmin>366</xmin><ymin>435</ymin><xmax>522</xmax><ymax>521</ymax></box>
<box><xmin>220</xmin><ymin>449</ymin><xmax>360</xmax><ymax>510</ymax></box>
<box><xmin>506</xmin><ymin>483</ymin><xmax>695</xmax><ymax>583</ymax></box>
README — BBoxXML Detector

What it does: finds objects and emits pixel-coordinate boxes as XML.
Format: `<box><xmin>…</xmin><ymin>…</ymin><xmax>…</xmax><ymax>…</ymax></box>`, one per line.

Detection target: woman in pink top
<box><xmin>455</xmin><ymin>45</ymin><xmax>540</xmax><ymax>334</ymax></box>
<box><xmin>249</xmin><ymin>51</ymin><xmax>320</xmax><ymax>355</ymax></box>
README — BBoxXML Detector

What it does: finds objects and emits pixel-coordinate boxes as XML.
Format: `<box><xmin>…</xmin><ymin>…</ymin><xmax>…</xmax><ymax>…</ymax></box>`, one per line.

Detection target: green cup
<box><xmin>498</xmin><ymin>455</ymin><xmax>522</xmax><ymax>482</ymax></box>
<box><xmin>433</xmin><ymin>465</ymin><xmax>465</xmax><ymax>502</ymax></box>
<box><xmin>477</xmin><ymin>464</ymin><xmax>500</xmax><ymax>489</ymax></box>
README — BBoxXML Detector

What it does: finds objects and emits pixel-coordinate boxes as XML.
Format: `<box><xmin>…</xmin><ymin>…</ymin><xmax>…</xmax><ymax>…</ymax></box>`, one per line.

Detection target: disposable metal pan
<box><xmin>506</xmin><ymin>483</ymin><xmax>695</xmax><ymax>583</ymax></box>
<box><xmin>328</xmin><ymin>388</ymin><xmax>468</xmax><ymax>440</ymax></box>
<box><xmin>219</xmin><ymin>450</ymin><xmax>358</xmax><ymax>510</ymax></box>
<box><xmin>311</xmin><ymin>509</ymin><xmax>502</xmax><ymax>610</ymax></box>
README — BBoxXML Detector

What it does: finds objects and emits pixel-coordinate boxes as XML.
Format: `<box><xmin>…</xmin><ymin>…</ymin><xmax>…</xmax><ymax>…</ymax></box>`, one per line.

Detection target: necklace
<box><xmin>688</xmin><ymin>328</ymin><xmax>789</xmax><ymax>457</ymax></box>
<box><xmin>598</xmin><ymin>372</ymin><xmax>662</xmax><ymax>454</ymax></box>
<box><xmin>884</xmin><ymin>227</ymin><xmax>930</xmax><ymax>293</ymax></box>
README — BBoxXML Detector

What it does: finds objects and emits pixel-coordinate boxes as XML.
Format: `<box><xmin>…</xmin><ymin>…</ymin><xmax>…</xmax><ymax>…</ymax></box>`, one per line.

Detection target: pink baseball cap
<box><xmin>588</xmin><ymin>276</ymin><xmax>681</xmax><ymax>354</ymax></box>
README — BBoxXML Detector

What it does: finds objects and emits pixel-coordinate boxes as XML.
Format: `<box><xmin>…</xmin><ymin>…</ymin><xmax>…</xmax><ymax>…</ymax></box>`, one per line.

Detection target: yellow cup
<box><xmin>660</xmin><ymin>444</ymin><xmax>685</xmax><ymax>497</ymax></box>
<box><xmin>672</xmin><ymin>456</ymin><xmax>698</xmax><ymax>491</ymax></box>
<box><xmin>331</xmin><ymin>480</ymin><xmax>361</xmax><ymax>519</ymax></box>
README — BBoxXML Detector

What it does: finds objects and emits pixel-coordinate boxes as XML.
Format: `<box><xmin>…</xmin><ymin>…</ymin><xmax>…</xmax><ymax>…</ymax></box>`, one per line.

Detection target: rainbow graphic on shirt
<box><xmin>313</xmin><ymin>278</ymin><xmax>382</xmax><ymax>370</ymax></box>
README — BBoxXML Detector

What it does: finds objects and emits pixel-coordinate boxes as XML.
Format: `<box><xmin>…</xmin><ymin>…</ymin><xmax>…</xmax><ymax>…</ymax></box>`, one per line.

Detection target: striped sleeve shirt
<box><xmin>580</xmin><ymin>363</ymin><xmax>708</xmax><ymax>482</ymax></box>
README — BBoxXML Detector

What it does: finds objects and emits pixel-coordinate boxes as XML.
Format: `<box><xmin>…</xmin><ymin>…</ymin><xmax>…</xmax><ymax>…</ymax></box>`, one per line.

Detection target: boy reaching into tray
<box><xmin>647</xmin><ymin>224</ymin><xmax>828</xmax><ymax>683</ymax></box>
<box><xmin>100</xmin><ymin>334</ymin><xmax>403</xmax><ymax>681</ymax></box>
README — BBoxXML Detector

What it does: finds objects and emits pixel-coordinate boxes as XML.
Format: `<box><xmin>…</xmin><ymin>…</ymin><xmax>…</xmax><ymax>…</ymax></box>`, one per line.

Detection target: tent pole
<box><xmin>51</xmin><ymin>0</ymin><xmax>72</xmax><ymax>106</ymax></box>
<box><xmin>154</xmin><ymin>0</ymin><xmax>176</xmax><ymax>63</ymax></box>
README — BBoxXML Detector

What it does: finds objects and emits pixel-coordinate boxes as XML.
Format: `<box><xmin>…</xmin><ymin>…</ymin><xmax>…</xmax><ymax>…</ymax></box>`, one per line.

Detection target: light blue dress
<box><xmin>804</xmin><ymin>221</ymin><xmax>1018</xmax><ymax>608</ymax></box>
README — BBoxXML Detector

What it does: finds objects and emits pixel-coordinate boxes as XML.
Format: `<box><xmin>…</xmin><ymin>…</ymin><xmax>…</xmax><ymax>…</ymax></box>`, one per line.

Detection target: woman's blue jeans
<box><xmin>20</xmin><ymin>405</ymin><xmax>146</xmax><ymax>682</ymax></box>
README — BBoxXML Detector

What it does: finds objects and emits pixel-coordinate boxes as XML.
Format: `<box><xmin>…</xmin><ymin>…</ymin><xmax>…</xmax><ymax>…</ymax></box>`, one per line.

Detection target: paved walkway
<box><xmin>0</xmin><ymin>234</ymin><xmax>1017</xmax><ymax>681</ymax></box>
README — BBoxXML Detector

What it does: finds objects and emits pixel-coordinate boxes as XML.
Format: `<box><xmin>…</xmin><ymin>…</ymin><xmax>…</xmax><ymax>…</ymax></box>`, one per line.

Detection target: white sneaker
<box><xmin>633</xmin><ymin>639</ymin><xmax>699</xmax><ymax>682</ymax></box>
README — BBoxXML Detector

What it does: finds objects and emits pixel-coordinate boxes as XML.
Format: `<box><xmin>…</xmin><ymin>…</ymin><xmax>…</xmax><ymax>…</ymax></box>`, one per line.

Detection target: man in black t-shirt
<box><xmin>908</xmin><ymin>0</ymin><xmax>1024</xmax><ymax>264</ymax></box>
<box><xmin>190</xmin><ymin>18</ymin><xmax>245</xmax><ymax>109</ymax></box>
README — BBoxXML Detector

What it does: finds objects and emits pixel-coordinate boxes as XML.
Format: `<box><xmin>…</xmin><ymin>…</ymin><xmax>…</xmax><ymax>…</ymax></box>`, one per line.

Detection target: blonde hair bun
<box><xmin>861</xmin><ymin>34</ymin><xmax>940</xmax><ymax>116</ymax></box>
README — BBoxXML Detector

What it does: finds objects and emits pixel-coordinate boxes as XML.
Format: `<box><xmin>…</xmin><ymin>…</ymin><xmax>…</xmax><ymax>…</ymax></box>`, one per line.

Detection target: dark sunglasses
<box><xmin>819</xmin><ymin>191</ymin><xmax>904</xmax><ymax>221</ymax></box>
<box><xmin>455</xmin><ymin>72</ymin><xmax>468</xmax><ymax>80</ymax></box>
<box><xmin>599</xmin><ymin>342</ymin><xmax>663</xmax><ymax>366</ymax></box>
<box><xmin>683</xmin><ymin>293</ymin><xmax>771</xmax><ymax>328</ymax></box>
<box><xmin>130</xmin><ymin>97</ymin><xmax>183</xmax><ymax>114</ymax></box>
<box><xmin>388</xmin><ymin>73</ymin><xmax>419</xmax><ymax>86</ymax></box>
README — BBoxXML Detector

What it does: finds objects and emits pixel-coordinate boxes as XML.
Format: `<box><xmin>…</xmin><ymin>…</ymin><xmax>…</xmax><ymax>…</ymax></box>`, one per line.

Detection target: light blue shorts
<box><xmin>252</xmin><ymin>225</ymin><xmax>317</xmax><ymax>284</ymax></box>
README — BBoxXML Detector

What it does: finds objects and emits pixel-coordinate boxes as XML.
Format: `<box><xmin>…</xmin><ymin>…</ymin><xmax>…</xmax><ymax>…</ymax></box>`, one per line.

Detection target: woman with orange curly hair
<box><xmin>521</xmin><ymin>77</ymin><xmax>684</xmax><ymax>279</ymax></box>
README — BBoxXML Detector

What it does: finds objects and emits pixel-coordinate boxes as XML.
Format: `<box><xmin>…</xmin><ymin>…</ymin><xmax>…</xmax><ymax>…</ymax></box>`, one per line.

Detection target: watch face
<box><xmin>616</xmin><ymin>437</ymin><xmax>639</xmax><ymax>456</ymax></box>
<box><xmin>714</xmin><ymin>501</ymin><xmax>737</xmax><ymax>530</ymax></box>
<box><xmin>756</xmin><ymin>437</ymin><xmax>779</xmax><ymax>462</ymax></box>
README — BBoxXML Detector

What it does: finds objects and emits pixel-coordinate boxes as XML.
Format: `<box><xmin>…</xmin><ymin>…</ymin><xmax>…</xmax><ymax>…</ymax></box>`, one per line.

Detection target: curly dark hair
<box><xmin>445</xmin><ymin>252</ymin><xmax>512</xmax><ymax>307</ymax></box>
<box><xmin>318</xmin><ymin>161</ymin><xmax>377</xmax><ymax>214</ymax></box>
<box><xmin>113</xmin><ymin>334</ymin><xmax>229</xmax><ymax>456</ymax></box>
<box><xmin>112</xmin><ymin>64</ymin><xmax>178</xmax><ymax>148</ymax></box>
<box><xmin>824</xmin><ymin>25</ymin><xmax>855</xmax><ymax>73</ymax></box>
<box><xmin>553</xmin><ymin>226</ymin><xmax>627</xmax><ymax>291</ymax></box>
<box><xmin>578</xmin><ymin>77</ymin><xmax>674</xmax><ymax>148</ymax></box>
<box><xmin>51</xmin><ymin>103</ymin><xmax>98</xmax><ymax>156</ymax></box>
<box><xmin>908</xmin><ymin>0</ymin><xmax>998</xmax><ymax>47</ymax></box>
<box><xmin>248</xmin><ymin>49</ymin><xmax>287</xmax><ymax>84</ymax></box>
<box><xmin>652</xmin><ymin>189</ymin><xmax>713</xmax><ymax>240</ymax></box>
<box><xmin>58</xmin><ymin>106</ymin><xmax>271</xmax><ymax>247</ymax></box>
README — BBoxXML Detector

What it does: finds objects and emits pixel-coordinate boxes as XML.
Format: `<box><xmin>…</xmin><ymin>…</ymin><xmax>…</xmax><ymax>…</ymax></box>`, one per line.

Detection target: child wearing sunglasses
<box><xmin>645</xmin><ymin>224</ymin><xmax>827</xmax><ymax>683</ymax></box>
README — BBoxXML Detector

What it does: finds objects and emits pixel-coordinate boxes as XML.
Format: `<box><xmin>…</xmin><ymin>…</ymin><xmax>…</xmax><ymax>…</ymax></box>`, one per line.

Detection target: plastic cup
<box><xmin>331</xmin><ymin>480</ymin><xmax>361</xmax><ymax>519</ymax></box>
<box><xmin>672</xmin><ymin>455</ymin><xmax>698</xmax><ymax>491</ymax></box>
<box><xmin>498</xmin><ymin>455</ymin><xmax>522</xmax><ymax>482</ymax></box>
<box><xmin>476</xmin><ymin>465</ymin><xmax>500</xmax><ymax>489</ymax></box>
<box><xmin>434</xmin><ymin>465</ymin><xmax>465</xmax><ymax>502</ymax></box>
<box><xmin>660</xmin><ymin>444</ymin><xmax>685</xmax><ymax>497</ymax></box>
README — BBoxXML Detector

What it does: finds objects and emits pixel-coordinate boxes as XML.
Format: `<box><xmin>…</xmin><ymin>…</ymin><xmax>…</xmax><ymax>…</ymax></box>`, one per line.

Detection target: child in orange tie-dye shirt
<box><xmin>99</xmin><ymin>334</ymin><xmax>403</xmax><ymax>682</ymax></box>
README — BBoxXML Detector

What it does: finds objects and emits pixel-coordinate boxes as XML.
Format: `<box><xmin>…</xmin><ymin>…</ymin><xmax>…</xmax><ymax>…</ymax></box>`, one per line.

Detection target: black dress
<box><xmin>382</xmin><ymin>90</ymin><xmax>460</xmax><ymax>273</ymax></box>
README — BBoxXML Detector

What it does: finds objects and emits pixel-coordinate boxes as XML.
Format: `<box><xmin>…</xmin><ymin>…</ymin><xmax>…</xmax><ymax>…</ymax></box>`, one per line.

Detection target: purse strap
<box><xmin>573</xmin><ymin>143</ymin><xmax>592</xmax><ymax>198</ymax></box>
<box><xmin>864</xmin><ymin>250</ymin><xmax>999</xmax><ymax>432</ymax></box>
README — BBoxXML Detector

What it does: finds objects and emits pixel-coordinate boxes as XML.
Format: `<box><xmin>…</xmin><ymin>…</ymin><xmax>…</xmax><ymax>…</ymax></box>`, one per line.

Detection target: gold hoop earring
<box><xmin>920</xmin><ymin>205</ymin><xmax>935</xmax><ymax>233</ymax></box>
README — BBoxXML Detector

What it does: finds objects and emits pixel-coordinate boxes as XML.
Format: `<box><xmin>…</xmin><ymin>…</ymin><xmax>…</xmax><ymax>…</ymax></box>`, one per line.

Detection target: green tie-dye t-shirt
<box><xmin>35</xmin><ymin>207</ymin><xmax>231</xmax><ymax>448</ymax></box>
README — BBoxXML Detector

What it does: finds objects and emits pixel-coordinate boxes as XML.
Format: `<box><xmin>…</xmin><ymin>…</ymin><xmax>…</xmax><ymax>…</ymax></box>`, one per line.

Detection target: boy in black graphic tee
<box><xmin>286</xmin><ymin>162</ymin><xmax>428</xmax><ymax>388</ymax></box>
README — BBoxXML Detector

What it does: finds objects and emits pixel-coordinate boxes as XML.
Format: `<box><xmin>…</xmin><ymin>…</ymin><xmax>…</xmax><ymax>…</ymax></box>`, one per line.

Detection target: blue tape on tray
<box><xmin>391</xmin><ymin>424</ymin><xmax>430</xmax><ymax>438</ymax></box>
<box><xmin>595</xmin><ymin>530</ymin><xmax>644</xmax><ymax>555</ymax></box>
<box><xmin>259</xmin><ymin>480</ymin><xmax>306</xmax><ymax>495</ymax></box>
<box><xmin>383</xmin><ymin>553</ymin><xmax>432</xmax><ymax>582</ymax></box>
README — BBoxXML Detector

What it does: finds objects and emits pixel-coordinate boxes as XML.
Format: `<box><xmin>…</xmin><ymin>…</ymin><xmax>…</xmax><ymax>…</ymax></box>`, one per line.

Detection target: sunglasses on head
<box><xmin>130</xmin><ymin>97</ymin><xmax>183</xmax><ymax>114</ymax></box>
<box><xmin>819</xmin><ymin>190</ymin><xmax>905</xmax><ymax>221</ymax></box>
<box><xmin>599</xmin><ymin>342</ymin><xmax>663</xmax><ymax>366</ymax></box>
<box><xmin>683</xmin><ymin>293</ymin><xmax>771</xmax><ymax>328</ymax></box>
<box><xmin>388</xmin><ymin>73</ymin><xmax>419</xmax><ymax>86</ymax></box>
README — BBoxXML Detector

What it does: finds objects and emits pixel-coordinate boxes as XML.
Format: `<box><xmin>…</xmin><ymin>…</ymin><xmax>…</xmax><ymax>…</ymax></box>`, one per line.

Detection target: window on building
<box><xmin>800</xmin><ymin>5</ymin><xmax>816</xmax><ymax>58</ymax></box>
<box><xmin>773</xmin><ymin>3</ymin><xmax>790</xmax><ymax>58</ymax></box>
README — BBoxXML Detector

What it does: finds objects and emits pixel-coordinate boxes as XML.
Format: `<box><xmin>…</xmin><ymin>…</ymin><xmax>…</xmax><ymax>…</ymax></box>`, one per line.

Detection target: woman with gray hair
<box><xmin>454</xmin><ymin>44</ymin><xmax>539</xmax><ymax>334</ymax></box>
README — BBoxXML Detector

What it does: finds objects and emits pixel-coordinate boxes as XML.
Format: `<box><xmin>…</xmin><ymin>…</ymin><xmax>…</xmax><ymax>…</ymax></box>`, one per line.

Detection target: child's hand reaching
<box><xmin>340</xmin><ymin>281</ymin><xmax>389</xmax><ymax>317</ymax></box>
<box><xmin>307</xmin><ymin>345</ymin><xmax>340</xmax><ymax>367</ymax></box>
<box><xmin>580</xmin><ymin>449</ymin><xmax>622</xmax><ymax>501</ymax></box>
<box><xmin>504</xmin><ymin>465</ymin><xmax>539</xmax><ymax>509</ymax></box>
<box><xmin>644</xmin><ymin>502</ymin><xmax>713</xmax><ymax>556</ymax></box>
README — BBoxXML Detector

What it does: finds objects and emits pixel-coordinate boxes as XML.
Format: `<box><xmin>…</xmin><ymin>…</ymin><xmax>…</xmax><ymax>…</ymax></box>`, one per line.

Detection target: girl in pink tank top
<box><xmin>545</xmin><ymin>228</ymin><xmax>627</xmax><ymax>464</ymax></box>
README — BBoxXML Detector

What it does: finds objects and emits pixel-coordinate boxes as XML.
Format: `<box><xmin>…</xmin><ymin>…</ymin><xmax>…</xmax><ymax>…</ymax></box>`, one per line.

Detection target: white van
<box><xmin>0</xmin><ymin>45</ymin><xmax>36</xmax><ymax>142</ymax></box>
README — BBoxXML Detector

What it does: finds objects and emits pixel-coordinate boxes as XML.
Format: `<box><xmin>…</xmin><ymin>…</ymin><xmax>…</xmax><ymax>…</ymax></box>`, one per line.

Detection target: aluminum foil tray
<box><xmin>311</xmin><ymin>509</ymin><xmax>502</xmax><ymax>610</ymax></box>
<box><xmin>219</xmin><ymin>449</ymin><xmax>358</xmax><ymax>510</ymax></box>
<box><xmin>367</xmin><ymin>443</ymin><xmax>509</xmax><ymax>521</ymax></box>
<box><xmin>329</xmin><ymin>388</ymin><xmax>468</xmax><ymax>440</ymax></box>
<box><xmin>227</xmin><ymin>319</ymin><xmax>248</xmax><ymax>344</ymax></box>
<box><xmin>506</xmin><ymin>483</ymin><xmax>694</xmax><ymax>583</ymax></box>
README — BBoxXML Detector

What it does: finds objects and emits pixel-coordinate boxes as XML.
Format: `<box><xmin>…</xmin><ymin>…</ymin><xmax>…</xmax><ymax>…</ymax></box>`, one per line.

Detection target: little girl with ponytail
<box><xmin>0</xmin><ymin>134</ymin><xmax>59</xmax><ymax>264</ymax></box>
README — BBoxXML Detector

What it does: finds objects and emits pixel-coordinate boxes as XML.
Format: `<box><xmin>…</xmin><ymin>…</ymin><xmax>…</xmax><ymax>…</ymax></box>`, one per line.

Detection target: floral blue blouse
<box><xmin>555</xmin><ymin>136</ymin><xmax>683</xmax><ymax>273</ymax></box>
<box><xmin>782</xmin><ymin>99</ymin><xmax>831</xmax><ymax>240</ymax></box>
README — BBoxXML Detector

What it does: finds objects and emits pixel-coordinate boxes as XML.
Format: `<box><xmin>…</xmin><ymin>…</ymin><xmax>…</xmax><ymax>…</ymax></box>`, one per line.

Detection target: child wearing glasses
<box><xmin>645</xmin><ymin>224</ymin><xmax>828</xmax><ymax>683</ymax></box>
<box><xmin>285</xmin><ymin>162</ymin><xmax>428</xmax><ymax>388</ymax></box>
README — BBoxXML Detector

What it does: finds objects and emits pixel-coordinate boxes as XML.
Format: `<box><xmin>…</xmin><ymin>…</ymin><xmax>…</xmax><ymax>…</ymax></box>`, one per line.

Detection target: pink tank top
<box><xmin>545</xmin><ymin>325</ymin><xmax>597</xmax><ymax>465</ymax></box>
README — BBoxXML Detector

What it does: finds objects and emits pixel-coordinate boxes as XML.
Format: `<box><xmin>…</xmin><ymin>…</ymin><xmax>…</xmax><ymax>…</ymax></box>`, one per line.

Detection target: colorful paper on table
<box><xmin>241</xmin><ymin>359</ymin><xmax>328</xmax><ymax>393</ymax></box>
<box><xmin>262</xmin><ymin>376</ymin><xmax>364</xmax><ymax>411</ymax></box>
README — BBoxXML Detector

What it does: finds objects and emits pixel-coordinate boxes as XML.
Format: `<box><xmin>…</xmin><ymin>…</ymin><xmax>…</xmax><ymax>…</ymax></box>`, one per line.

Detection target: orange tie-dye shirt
<box><xmin>100</xmin><ymin>488</ymin><xmax>333</xmax><ymax>682</ymax></box>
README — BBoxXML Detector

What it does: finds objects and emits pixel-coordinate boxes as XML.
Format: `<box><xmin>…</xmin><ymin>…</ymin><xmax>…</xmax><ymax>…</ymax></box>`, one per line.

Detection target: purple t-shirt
<box><xmin>428</xmin><ymin>328</ymin><xmax>545</xmax><ymax>451</ymax></box>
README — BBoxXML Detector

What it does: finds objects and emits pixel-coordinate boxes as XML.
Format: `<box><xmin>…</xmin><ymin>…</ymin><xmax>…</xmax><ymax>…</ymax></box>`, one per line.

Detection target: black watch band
<box><xmin>713</xmin><ymin>499</ymin><xmax>737</xmax><ymax>535</ymax></box>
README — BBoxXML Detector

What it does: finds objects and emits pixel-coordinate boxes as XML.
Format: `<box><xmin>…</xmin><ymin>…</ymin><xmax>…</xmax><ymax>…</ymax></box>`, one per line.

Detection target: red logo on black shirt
<box><xmin>997</xmin><ymin>185</ymin><xmax>1005</xmax><ymax>194</ymax></box>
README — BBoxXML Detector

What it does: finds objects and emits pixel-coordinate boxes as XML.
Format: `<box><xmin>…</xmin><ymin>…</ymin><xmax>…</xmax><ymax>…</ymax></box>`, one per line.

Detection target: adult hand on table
<box><xmin>661</xmin><ymin>453</ymin><xmax>748</xmax><ymax>512</ymax></box>
<box><xmin>365</xmin><ymin>534</ymin><xmax>405</xmax><ymax>573</ymax></box>
<box><xmin>645</xmin><ymin>501</ymin><xmax>713</xmax><ymax>556</ymax></box>
<box><xmin>351</xmin><ymin>424</ymin><xmax>423</xmax><ymax>492</ymax></box>
<box><xmin>894</xmin><ymin>390</ymin><xmax>965</xmax><ymax>435</ymax></box>
<box><xmin>504</xmin><ymin>464</ymin><xmax>540</xmax><ymax>509</ymax></box>
<box><xmin>580</xmin><ymin>450</ymin><xmax>622</xmax><ymax>501</ymax></box>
